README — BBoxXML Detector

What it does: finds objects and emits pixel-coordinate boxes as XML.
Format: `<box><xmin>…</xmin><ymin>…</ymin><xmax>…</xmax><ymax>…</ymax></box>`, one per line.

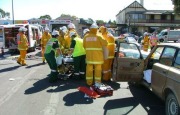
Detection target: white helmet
<box><xmin>45</xmin><ymin>27</ymin><xmax>49</xmax><ymax>32</ymax></box>
<box><xmin>68</xmin><ymin>23</ymin><xmax>75</xmax><ymax>29</ymax></box>
<box><xmin>144</xmin><ymin>32</ymin><xmax>148</xmax><ymax>36</ymax></box>
<box><xmin>62</xmin><ymin>26</ymin><xmax>68</xmax><ymax>33</ymax></box>
<box><xmin>83</xmin><ymin>29</ymin><xmax>90</xmax><ymax>35</ymax></box>
<box><xmin>69</xmin><ymin>31</ymin><xmax>76</xmax><ymax>38</ymax></box>
<box><xmin>19</xmin><ymin>27</ymin><xmax>27</xmax><ymax>32</ymax></box>
<box><xmin>52</xmin><ymin>30</ymin><xmax>59</xmax><ymax>36</ymax></box>
<box><xmin>62</xmin><ymin>26</ymin><xmax>67</xmax><ymax>31</ymax></box>
<box><xmin>90</xmin><ymin>23</ymin><xmax>98</xmax><ymax>28</ymax></box>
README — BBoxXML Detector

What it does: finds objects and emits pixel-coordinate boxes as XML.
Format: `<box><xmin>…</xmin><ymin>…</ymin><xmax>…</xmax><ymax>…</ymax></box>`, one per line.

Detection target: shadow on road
<box><xmin>103</xmin><ymin>85</ymin><xmax>165</xmax><ymax>115</ymax></box>
<box><xmin>0</xmin><ymin>65</ymin><xmax>21</xmax><ymax>73</ymax></box>
<box><xmin>63</xmin><ymin>91</ymin><xmax>93</xmax><ymax>106</ymax></box>
<box><xmin>25</xmin><ymin>62</ymin><xmax>45</xmax><ymax>68</ymax></box>
<box><xmin>46</xmin><ymin>79</ymin><xmax>86</xmax><ymax>92</ymax></box>
<box><xmin>24</xmin><ymin>77</ymin><xmax>50</xmax><ymax>94</ymax></box>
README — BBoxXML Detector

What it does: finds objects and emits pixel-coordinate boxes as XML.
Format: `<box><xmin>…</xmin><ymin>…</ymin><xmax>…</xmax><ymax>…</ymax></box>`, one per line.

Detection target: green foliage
<box><xmin>173</xmin><ymin>0</ymin><xmax>180</xmax><ymax>14</ymax></box>
<box><xmin>0</xmin><ymin>8</ymin><xmax>10</xmax><ymax>18</ymax></box>
<box><xmin>39</xmin><ymin>15</ymin><xmax>52</xmax><ymax>20</ymax></box>
<box><xmin>96</xmin><ymin>20</ymin><xmax>105</xmax><ymax>25</ymax></box>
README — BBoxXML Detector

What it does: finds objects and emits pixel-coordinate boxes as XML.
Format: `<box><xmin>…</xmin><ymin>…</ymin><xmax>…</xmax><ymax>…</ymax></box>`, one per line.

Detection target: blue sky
<box><xmin>0</xmin><ymin>0</ymin><xmax>174</xmax><ymax>21</ymax></box>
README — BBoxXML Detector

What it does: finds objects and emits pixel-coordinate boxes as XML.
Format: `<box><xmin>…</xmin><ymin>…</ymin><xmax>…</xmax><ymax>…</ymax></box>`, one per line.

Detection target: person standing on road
<box><xmin>41</xmin><ymin>27</ymin><xmax>51</xmax><ymax>63</ymax></box>
<box><xmin>83</xmin><ymin>23</ymin><xmax>108</xmax><ymax>86</ymax></box>
<box><xmin>150</xmin><ymin>32</ymin><xmax>158</xmax><ymax>50</ymax></box>
<box><xmin>64</xmin><ymin>23</ymin><xmax>78</xmax><ymax>55</ymax></box>
<box><xmin>44</xmin><ymin>30</ymin><xmax>61</xmax><ymax>83</ymax></box>
<box><xmin>143</xmin><ymin>32</ymin><xmax>150</xmax><ymax>52</ymax></box>
<box><xmin>83</xmin><ymin>28</ymin><xmax>90</xmax><ymax>37</ymax></box>
<box><xmin>17</xmin><ymin>27</ymin><xmax>29</xmax><ymax>66</ymax></box>
<box><xmin>58</xmin><ymin>26</ymin><xmax>68</xmax><ymax>54</ymax></box>
<box><xmin>69</xmin><ymin>31</ymin><xmax>86</xmax><ymax>80</ymax></box>
<box><xmin>99</xmin><ymin>26</ymin><xmax>115</xmax><ymax>81</ymax></box>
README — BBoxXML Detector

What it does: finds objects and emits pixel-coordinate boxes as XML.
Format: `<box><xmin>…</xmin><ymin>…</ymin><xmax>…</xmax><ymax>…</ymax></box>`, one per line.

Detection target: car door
<box><xmin>165</xmin><ymin>50</ymin><xmax>180</xmax><ymax>103</ymax></box>
<box><xmin>151</xmin><ymin>47</ymin><xmax>177</xmax><ymax>97</ymax></box>
<box><xmin>112</xmin><ymin>42</ymin><xmax>144</xmax><ymax>82</ymax></box>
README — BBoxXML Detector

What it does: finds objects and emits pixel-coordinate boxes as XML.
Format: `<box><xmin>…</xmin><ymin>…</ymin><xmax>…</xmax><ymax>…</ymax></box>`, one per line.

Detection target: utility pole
<box><xmin>12</xmin><ymin>0</ymin><xmax>15</xmax><ymax>24</ymax></box>
<box><xmin>128</xmin><ymin>15</ymin><xmax>130</xmax><ymax>33</ymax></box>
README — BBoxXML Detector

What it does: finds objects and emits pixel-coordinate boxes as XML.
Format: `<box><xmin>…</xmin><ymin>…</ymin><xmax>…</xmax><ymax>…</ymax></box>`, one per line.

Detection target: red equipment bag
<box><xmin>78</xmin><ymin>86</ymin><xmax>100</xmax><ymax>98</ymax></box>
<box><xmin>91</xmin><ymin>82</ymin><xmax>113</xmax><ymax>96</ymax></box>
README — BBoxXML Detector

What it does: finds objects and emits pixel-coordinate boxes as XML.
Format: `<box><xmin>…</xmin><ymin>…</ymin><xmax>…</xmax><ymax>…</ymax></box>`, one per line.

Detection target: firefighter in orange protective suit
<box><xmin>143</xmin><ymin>32</ymin><xmax>150</xmax><ymax>52</ymax></box>
<box><xmin>41</xmin><ymin>27</ymin><xmax>52</xmax><ymax>63</ymax></box>
<box><xmin>17</xmin><ymin>27</ymin><xmax>29</xmax><ymax>66</ymax></box>
<box><xmin>83</xmin><ymin>23</ymin><xmax>108</xmax><ymax>86</ymax></box>
<box><xmin>99</xmin><ymin>26</ymin><xmax>115</xmax><ymax>81</ymax></box>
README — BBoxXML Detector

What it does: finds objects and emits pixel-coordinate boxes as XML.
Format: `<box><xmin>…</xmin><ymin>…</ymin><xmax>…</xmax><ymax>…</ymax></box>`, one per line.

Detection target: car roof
<box><xmin>158</xmin><ymin>43</ymin><xmax>180</xmax><ymax>48</ymax></box>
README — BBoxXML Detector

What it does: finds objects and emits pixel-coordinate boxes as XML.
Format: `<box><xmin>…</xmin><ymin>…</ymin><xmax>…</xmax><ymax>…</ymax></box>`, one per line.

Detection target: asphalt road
<box><xmin>0</xmin><ymin>50</ymin><xmax>165</xmax><ymax>115</ymax></box>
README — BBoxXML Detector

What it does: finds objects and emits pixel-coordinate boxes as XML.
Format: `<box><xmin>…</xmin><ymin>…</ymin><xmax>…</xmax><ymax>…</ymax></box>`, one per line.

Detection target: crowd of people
<box><xmin>16</xmin><ymin>22</ymin><xmax>159</xmax><ymax>86</ymax></box>
<box><xmin>16</xmin><ymin>22</ymin><xmax>116</xmax><ymax>86</ymax></box>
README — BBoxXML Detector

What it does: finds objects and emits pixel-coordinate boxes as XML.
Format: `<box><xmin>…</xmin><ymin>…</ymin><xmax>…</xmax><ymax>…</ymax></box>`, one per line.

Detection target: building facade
<box><xmin>116</xmin><ymin>1</ymin><xmax>179</xmax><ymax>36</ymax></box>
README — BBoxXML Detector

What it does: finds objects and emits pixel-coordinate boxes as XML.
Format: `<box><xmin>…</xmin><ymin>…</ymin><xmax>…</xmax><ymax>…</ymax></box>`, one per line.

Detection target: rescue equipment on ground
<box><xmin>78</xmin><ymin>86</ymin><xmax>100</xmax><ymax>99</ymax></box>
<box><xmin>91</xmin><ymin>82</ymin><xmax>113</xmax><ymax>96</ymax></box>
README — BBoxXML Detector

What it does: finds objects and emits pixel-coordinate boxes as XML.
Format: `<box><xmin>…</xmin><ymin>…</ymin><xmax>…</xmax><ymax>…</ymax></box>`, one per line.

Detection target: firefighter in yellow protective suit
<box><xmin>83</xmin><ymin>28</ymin><xmax>90</xmax><ymax>37</ymax></box>
<box><xmin>143</xmin><ymin>32</ymin><xmax>150</xmax><ymax>52</ymax></box>
<box><xmin>41</xmin><ymin>27</ymin><xmax>51</xmax><ymax>63</ymax></box>
<box><xmin>83</xmin><ymin>23</ymin><xmax>108</xmax><ymax>86</ymax></box>
<box><xmin>64</xmin><ymin>23</ymin><xmax>79</xmax><ymax>55</ymax></box>
<box><xmin>58</xmin><ymin>26</ymin><xmax>68</xmax><ymax>54</ymax></box>
<box><xmin>17</xmin><ymin>27</ymin><xmax>29</xmax><ymax>66</ymax></box>
<box><xmin>99</xmin><ymin>26</ymin><xmax>115</xmax><ymax>81</ymax></box>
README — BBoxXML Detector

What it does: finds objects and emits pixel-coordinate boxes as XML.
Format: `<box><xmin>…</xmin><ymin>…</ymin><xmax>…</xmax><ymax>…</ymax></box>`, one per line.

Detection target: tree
<box><xmin>39</xmin><ymin>15</ymin><xmax>52</xmax><ymax>20</ymax></box>
<box><xmin>96</xmin><ymin>20</ymin><xmax>106</xmax><ymax>26</ymax></box>
<box><xmin>87</xmin><ymin>18</ymin><xmax>94</xmax><ymax>24</ymax></box>
<box><xmin>173</xmin><ymin>0</ymin><xmax>180</xmax><ymax>14</ymax></box>
<box><xmin>0</xmin><ymin>8</ymin><xmax>10</xmax><ymax>19</ymax></box>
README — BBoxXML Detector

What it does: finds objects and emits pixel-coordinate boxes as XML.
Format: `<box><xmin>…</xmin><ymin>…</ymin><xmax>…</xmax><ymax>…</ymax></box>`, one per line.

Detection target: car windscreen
<box><xmin>118</xmin><ymin>43</ymin><xmax>141</xmax><ymax>59</ymax></box>
<box><xmin>127</xmin><ymin>37</ymin><xmax>136</xmax><ymax>42</ymax></box>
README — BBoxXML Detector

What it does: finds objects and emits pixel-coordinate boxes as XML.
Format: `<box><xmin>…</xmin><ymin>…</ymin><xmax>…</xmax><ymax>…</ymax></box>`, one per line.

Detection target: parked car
<box><xmin>113</xmin><ymin>42</ymin><xmax>180</xmax><ymax>115</ymax></box>
<box><xmin>124</xmin><ymin>33</ymin><xmax>140</xmax><ymax>41</ymax></box>
<box><xmin>124</xmin><ymin>36</ymin><xmax>141</xmax><ymax>48</ymax></box>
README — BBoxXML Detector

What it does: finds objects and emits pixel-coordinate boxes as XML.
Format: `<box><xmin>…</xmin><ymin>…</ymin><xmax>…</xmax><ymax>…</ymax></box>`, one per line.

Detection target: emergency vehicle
<box><xmin>0</xmin><ymin>24</ymin><xmax>41</xmax><ymax>52</ymax></box>
<box><xmin>48</xmin><ymin>20</ymin><xmax>71</xmax><ymax>32</ymax></box>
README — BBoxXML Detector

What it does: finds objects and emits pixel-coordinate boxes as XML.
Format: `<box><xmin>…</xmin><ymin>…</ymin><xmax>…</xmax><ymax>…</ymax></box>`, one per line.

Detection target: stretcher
<box><xmin>57</xmin><ymin>55</ymin><xmax>74</xmax><ymax>80</ymax></box>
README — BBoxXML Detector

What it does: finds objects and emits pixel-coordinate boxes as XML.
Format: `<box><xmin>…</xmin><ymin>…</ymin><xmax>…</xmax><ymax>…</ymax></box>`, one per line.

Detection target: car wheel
<box><xmin>166</xmin><ymin>93</ymin><xmax>180</xmax><ymax>115</ymax></box>
<box><xmin>160</xmin><ymin>39</ymin><xmax>164</xmax><ymax>42</ymax></box>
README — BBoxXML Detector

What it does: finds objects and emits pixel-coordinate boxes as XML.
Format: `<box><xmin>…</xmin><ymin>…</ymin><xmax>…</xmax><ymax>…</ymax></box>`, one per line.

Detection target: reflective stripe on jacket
<box><xmin>45</xmin><ymin>38</ymin><xmax>57</xmax><ymax>54</ymax></box>
<box><xmin>83</xmin><ymin>33</ymin><xmax>107</xmax><ymax>64</ymax></box>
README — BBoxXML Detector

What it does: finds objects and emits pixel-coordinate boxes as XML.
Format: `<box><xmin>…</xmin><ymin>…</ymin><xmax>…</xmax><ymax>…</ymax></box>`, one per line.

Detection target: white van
<box><xmin>0</xmin><ymin>24</ymin><xmax>41</xmax><ymax>52</ymax></box>
<box><xmin>157</xmin><ymin>29</ymin><xmax>180</xmax><ymax>42</ymax></box>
